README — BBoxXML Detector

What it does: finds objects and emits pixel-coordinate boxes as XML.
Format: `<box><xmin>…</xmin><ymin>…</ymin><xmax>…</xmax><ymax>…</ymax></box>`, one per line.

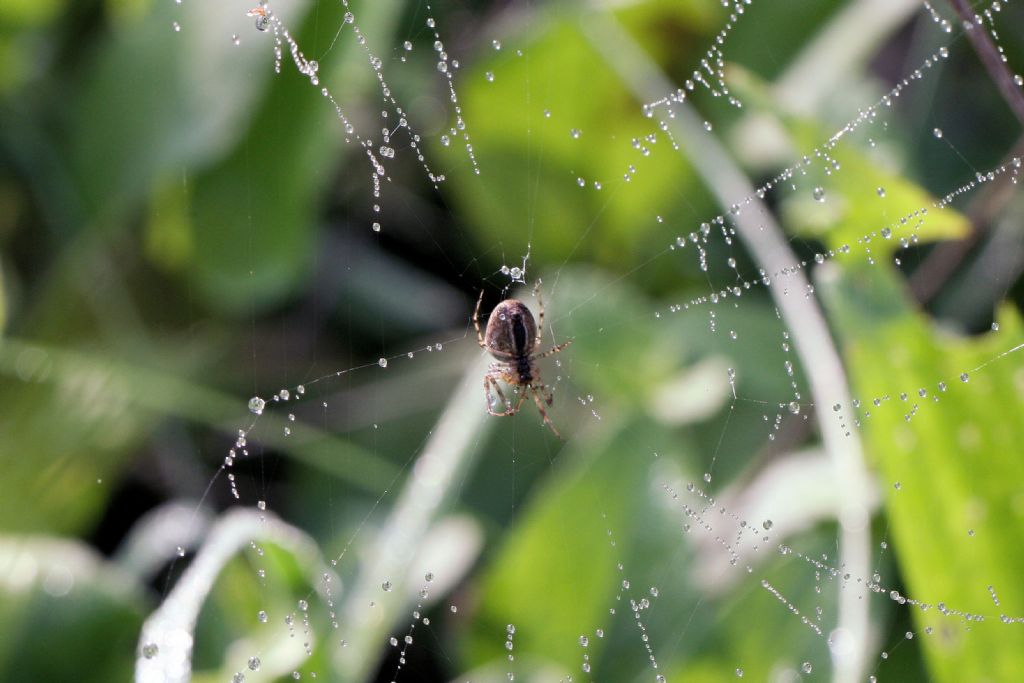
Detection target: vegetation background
<box><xmin>1</xmin><ymin>0</ymin><xmax>1023</xmax><ymax>681</ymax></box>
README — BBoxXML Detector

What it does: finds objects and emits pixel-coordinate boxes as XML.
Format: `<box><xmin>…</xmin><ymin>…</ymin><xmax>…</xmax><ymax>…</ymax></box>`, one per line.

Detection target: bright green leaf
<box><xmin>824</xmin><ymin>263</ymin><xmax>1024</xmax><ymax>682</ymax></box>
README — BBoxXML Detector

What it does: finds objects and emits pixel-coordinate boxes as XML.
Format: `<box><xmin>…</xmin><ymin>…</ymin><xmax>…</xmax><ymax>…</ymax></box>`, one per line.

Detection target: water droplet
<box><xmin>426</xmin><ymin>17</ymin><xmax>435</xmax><ymax>28</ymax></box>
<box><xmin>372</xmin><ymin>222</ymin><xmax>381</xmax><ymax>232</ymax></box>
<box><xmin>485</xmin><ymin>71</ymin><xmax>495</xmax><ymax>82</ymax></box>
<box><xmin>801</xmin><ymin>662</ymin><xmax>813</xmax><ymax>674</ymax></box>
<box><xmin>142</xmin><ymin>642</ymin><xmax>159</xmax><ymax>659</ymax></box>
<box><xmin>248</xmin><ymin>657</ymin><xmax>261</xmax><ymax>671</ymax></box>
<box><xmin>232</xmin><ymin>673</ymin><xmax>245</xmax><ymax>683</ymax></box>
<box><xmin>762</xmin><ymin>519</ymin><xmax>773</xmax><ymax>530</ymax></box>
<box><xmin>960</xmin><ymin>372</ymin><xmax>969</xmax><ymax>383</ymax></box>
<box><xmin>933</xmin><ymin>127</ymin><xmax>944</xmax><ymax>139</ymax></box>
<box><xmin>258</xmin><ymin>610</ymin><xmax>268</xmax><ymax>623</ymax></box>
<box><xmin>248</xmin><ymin>397</ymin><xmax>265</xmax><ymax>414</ymax></box>
<box><xmin>876</xmin><ymin>187</ymin><xmax>886</xmax><ymax>197</ymax></box>
<box><xmin>492</xmin><ymin>39</ymin><xmax>502</xmax><ymax>50</ymax></box>
<box><xmin>735</xmin><ymin>668</ymin><xmax>744</xmax><ymax>678</ymax></box>
<box><xmin>788</xmin><ymin>401</ymin><xmax>801</xmax><ymax>414</ymax></box>
<box><xmin>255</xmin><ymin>15</ymin><xmax>269</xmax><ymax>32</ymax></box>
<box><xmin>378</xmin><ymin>358</ymin><xmax>388</xmax><ymax>368</ymax></box>
<box><xmin>991</xmin><ymin>322</ymin><xmax>1000</xmax><ymax>331</ymax></box>
<box><xmin>507</xmin><ymin>624</ymin><xmax>516</xmax><ymax>634</ymax></box>
<box><xmin>403</xmin><ymin>41</ymin><xmax>413</xmax><ymax>50</ymax></box>
<box><xmin>579</xmin><ymin>635</ymin><xmax>589</xmax><ymax>647</ymax></box>
<box><xmin>812</xmin><ymin>186</ymin><xmax>826</xmax><ymax>202</ymax></box>
<box><xmin>382</xmin><ymin>580</ymin><xmax>393</xmax><ymax>591</ymax></box>
<box><xmin>425</xmin><ymin>572</ymin><xmax>434</xmax><ymax>582</ymax></box>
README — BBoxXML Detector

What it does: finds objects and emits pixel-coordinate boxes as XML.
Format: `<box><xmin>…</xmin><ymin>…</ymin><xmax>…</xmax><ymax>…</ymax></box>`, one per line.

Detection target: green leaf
<box><xmin>0</xmin><ymin>536</ymin><xmax>147</xmax><ymax>682</ymax></box>
<box><xmin>823</xmin><ymin>262</ymin><xmax>1024</xmax><ymax>682</ymax></box>
<box><xmin>0</xmin><ymin>0</ymin><xmax>65</xmax><ymax>27</ymax></box>
<box><xmin>779</xmin><ymin>142</ymin><xmax>969</xmax><ymax>256</ymax></box>
<box><xmin>724</xmin><ymin>63</ymin><xmax>970</xmax><ymax>256</ymax></box>
<box><xmin>186</xmin><ymin>0</ymin><xmax>405</xmax><ymax>314</ymax></box>
<box><xmin>464</xmin><ymin>424</ymin><xmax>657</xmax><ymax>677</ymax></box>
<box><xmin>67</xmin><ymin>2</ymin><xmax>266</xmax><ymax>225</ymax></box>
<box><xmin>437</xmin><ymin>5</ymin><xmax>718</xmax><ymax>276</ymax></box>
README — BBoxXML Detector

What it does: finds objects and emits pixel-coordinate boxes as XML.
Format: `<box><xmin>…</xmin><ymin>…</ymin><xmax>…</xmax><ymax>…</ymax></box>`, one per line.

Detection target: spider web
<box><xmin>20</xmin><ymin>0</ymin><xmax>1021</xmax><ymax>681</ymax></box>
<box><xmin>136</xmin><ymin>1</ymin><xmax>1024</xmax><ymax>683</ymax></box>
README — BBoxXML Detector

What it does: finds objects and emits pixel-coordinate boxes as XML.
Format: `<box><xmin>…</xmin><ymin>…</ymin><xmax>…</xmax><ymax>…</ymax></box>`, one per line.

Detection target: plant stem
<box><xmin>948</xmin><ymin>0</ymin><xmax>1024</xmax><ymax>127</ymax></box>
<box><xmin>584</xmin><ymin>15</ymin><xmax>874</xmax><ymax>683</ymax></box>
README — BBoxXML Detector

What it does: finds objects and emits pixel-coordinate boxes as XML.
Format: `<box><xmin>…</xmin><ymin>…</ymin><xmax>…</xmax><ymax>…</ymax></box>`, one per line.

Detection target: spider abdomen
<box><xmin>483</xmin><ymin>299</ymin><xmax>537</xmax><ymax>358</ymax></box>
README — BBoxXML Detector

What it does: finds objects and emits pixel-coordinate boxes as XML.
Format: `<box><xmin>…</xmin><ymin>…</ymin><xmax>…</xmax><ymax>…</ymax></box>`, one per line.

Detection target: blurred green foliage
<box><xmin>1</xmin><ymin>0</ymin><xmax>1023</xmax><ymax>681</ymax></box>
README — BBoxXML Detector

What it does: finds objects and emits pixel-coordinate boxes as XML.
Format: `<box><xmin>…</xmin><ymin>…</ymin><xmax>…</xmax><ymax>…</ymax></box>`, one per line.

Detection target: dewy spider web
<box><xmin>134</xmin><ymin>1</ymin><xmax>1024</xmax><ymax>682</ymax></box>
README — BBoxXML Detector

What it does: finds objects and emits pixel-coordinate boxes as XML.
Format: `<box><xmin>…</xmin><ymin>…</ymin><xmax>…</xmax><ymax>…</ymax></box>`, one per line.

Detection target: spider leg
<box><xmin>484</xmin><ymin>374</ymin><xmax>511</xmax><ymax>415</ymax></box>
<box><xmin>531</xmin><ymin>385</ymin><xmax>562</xmax><ymax>439</ymax></box>
<box><xmin>532</xmin><ymin>378</ymin><xmax>555</xmax><ymax>406</ymax></box>
<box><xmin>474</xmin><ymin>290</ymin><xmax>487</xmax><ymax>349</ymax></box>
<box><xmin>510</xmin><ymin>387</ymin><xmax>528</xmax><ymax>416</ymax></box>
<box><xmin>534</xmin><ymin>338</ymin><xmax>573</xmax><ymax>359</ymax></box>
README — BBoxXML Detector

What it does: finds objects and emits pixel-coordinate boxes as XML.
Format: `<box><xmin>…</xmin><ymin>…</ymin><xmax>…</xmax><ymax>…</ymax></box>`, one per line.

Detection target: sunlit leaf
<box><xmin>824</xmin><ymin>263</ymin><xmax>1024</xmax><ymax>682</ymax></box>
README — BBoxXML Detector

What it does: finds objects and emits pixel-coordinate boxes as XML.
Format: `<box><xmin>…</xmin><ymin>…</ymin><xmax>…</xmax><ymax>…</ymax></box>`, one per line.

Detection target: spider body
<box><xmin>475</xmin><ymin>284</ymin><xmax>572</xmax><ymax>437</ymax></box>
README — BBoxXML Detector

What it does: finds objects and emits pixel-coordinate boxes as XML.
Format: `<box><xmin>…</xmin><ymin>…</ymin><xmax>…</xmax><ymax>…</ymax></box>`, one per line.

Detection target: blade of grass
<box><xmin>134</xmin><ymin>508</ymin><xmax>330</xmax><ymax>683</ymax></box>
<box><xmin>0</xmin><ymin>338</ymin><xmax>399</xmax><ymax>493</ymax></box>
<box><xmin>331</xmin><ymin>352</ymin><xmax>494</xmax><ymax>682</ymax></box>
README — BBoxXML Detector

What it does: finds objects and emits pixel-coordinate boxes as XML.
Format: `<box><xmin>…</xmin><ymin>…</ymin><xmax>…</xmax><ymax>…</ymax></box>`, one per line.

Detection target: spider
<box><xmin>474</xmin><ymin>283</ymin><xmax>573</xmax><ymax>437</ymax></box>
